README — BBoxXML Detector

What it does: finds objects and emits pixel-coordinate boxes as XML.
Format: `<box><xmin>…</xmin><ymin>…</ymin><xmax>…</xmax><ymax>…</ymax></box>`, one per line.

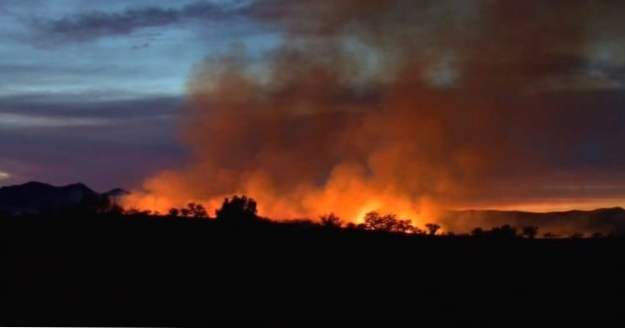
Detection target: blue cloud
<box><xmin>30</xmin><ymin>1</ymin><xmax>251</xmax><ymax>44</ymax></box>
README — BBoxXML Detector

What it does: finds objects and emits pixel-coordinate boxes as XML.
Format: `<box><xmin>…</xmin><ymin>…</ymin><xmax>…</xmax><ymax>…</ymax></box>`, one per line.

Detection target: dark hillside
<box><xmin>4</xmin><ymin>212</ymin><xmax>625</xmax><ymax>326</ymax></box>
<box><xmin>0</xmin><ymin>182</ymin><xmax>107</xmax><ymax>215</ymax></box>
<box><xmin>442</xmin><ymin>207</ymin><xmax>625</xmax><ymax>235</ymax></box>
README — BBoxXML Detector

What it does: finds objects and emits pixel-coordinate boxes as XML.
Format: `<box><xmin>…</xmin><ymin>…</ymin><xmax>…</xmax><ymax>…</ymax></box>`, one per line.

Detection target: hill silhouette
<box><xmin>442</xmin><ymin>207</ymin><xmax>625</xmax><ymax>236</ymax></box>
<box><xmin>0</xmin><ymin>181</ymin><xmax>122</xmax><ymax>216</ymax></box>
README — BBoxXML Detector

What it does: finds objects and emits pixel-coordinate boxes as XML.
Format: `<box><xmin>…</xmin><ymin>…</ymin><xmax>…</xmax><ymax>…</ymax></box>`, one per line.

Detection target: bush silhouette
<box><xmin>425</xmin><ymin>223</ymin><xmax>441</xmax><ymax>236</ymax></box>
<box><xmin>187</xmin><ymin>203</ymin><xmax>208</xmax><ymax>219</ymax></box>
<box><xmin>471</xmin><ymin>227</ymin><xmax>485</xmax><ymax>237</ymax></box>
<box><xmin>216</xmin><ymin>195</ymin><xmax>258</xmax><ymax>222</ymax></box>
<box><xmin>489</xmin><ymin>225</ymin><xmax>518</xmax><ymax>239</ymax></box>
<box><xmin>320</xmin><ymin>213</ymin><xmax>343</xmax><ymax>228</ymax></box>
<box><xmin>521</xmin><ymin>226</ymin><xmax>539</xmax><ymax>239</ymax></box>
<box><xmin>168</xmin><ymin>208</ymin><xmax>180</xmax><ymax>218</ymax></box>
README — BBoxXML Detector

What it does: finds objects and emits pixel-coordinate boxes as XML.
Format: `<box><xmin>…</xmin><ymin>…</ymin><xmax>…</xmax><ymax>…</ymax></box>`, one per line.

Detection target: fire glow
<box><xmin>123</xmin><ymin>0</ymin><xmax>620</xmax><ymax>228</ymax></box>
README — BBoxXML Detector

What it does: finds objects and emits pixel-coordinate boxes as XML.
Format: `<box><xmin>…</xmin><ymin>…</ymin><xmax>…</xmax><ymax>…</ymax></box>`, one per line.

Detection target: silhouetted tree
<box><xmin>471</xmin><ymin>227</ymin><xmax>486</xmax><ymax>237</ymax></box>
<box><xmin>216</xmin><ymin>195</ymin><xmax>258</xmax><ymax>222</ymax></box>
<box><xmin>487</xmin><ymin>225</ymin><xmax>518</xmax><ymax>239</ymax></box>
<box><xmin>591</xmin><ymin>232</ymin><xmax>605</xmax><ymax>239</ymax></box>
<box><xmin>107</xmin><ymin>204</ymin><xmax>124</xmax><ymax>215</ymax></box>
<box><xmin>363</xmin><ymin>212</ymin><xmax>387</xmax><ymax>231</ymax></box>
<box><xmin>425</xmin><ymin>223</ymin><xmax>441</xmax><ymax>236</ymax></box>
<box><xmin>521</xmin><ymin>226</ymin><xmax>539</xmax><ymax>239</ymax></box>
<box><xmin>320</xmin><ymin>213</ymin><xmax>343</xmax><ymax>228</ymax></box>
<box><xmin>396</xmin><ymin>219</ymin><xmax>416</xmax><ymax>234</ymax></box>
<box><xmin>187</xmin><ymin>203</ymin><xmax>208</xmax><ymax>219</ymax></box>
<box><xmin>180</xmin><ymin>207</ymin><xmax>191</xmax><ymax>217</ymax></box>
<box><xmin>363</xmin><ymin>212</ymin><xmax>414</xmax><ymax>234</ymax></box>
<box><xmin>168</xmin><ymin>208</ymin><xmax>180</xmax><ymax>218</ymax></box>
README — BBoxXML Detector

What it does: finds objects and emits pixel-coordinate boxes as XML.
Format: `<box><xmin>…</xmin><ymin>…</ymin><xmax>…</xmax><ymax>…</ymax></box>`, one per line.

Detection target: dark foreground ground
<box><xmin>3</xmin><ymin>214</ymin><xmax>625</xmax><ymax>326</ymax></box>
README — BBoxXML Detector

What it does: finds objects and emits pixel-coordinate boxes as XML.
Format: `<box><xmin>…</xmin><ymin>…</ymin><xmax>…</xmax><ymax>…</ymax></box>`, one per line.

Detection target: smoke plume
<box><xmin>125</xmin><ymin>0</ymin><xmax>625</xmax><ymax>228</ymax></box>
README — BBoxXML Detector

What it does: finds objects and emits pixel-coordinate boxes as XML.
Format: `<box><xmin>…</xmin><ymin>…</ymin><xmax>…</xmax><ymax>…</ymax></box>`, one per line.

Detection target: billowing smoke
<box><xmin>124</xmin><ymin>0</ymin><xmax>625</xmax><ymax>228</ymax></box>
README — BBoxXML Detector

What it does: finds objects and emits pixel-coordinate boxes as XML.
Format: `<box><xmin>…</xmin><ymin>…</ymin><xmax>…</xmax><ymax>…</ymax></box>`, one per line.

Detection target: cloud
<box><xmin>0</xmin><ymin>170</ymin><xmax>10</xmax><ymax>181</ymax></box>
<box><xmin>31</xmin><ymin>1</ymin><xmax>248</xmax><ymax>43</ymax></box>
<box><xmin>0</xmin><ymin>94</ymin><xmax>185</xmax><ymax>190</ymax></box>
<box><xmin>0</xmin><ymin>93</ymin><xmax>181</xmax><ymax>120</ymax></box>
<box><xmin>0</xmin><ymin>113</ymin><xmax>110</xmax><ymax>128</ymax></box>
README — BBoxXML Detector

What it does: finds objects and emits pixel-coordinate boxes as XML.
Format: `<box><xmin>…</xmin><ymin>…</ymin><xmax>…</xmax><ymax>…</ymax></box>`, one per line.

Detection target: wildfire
<box><xmin>122</xmin><ymin>167</ymin><xmax>438</xmax><ymax>226</ymax></box>
<box><xmin>124</xmin><ymin>0</ymin><xmax>604</xmax><ymax>231</ymax></box>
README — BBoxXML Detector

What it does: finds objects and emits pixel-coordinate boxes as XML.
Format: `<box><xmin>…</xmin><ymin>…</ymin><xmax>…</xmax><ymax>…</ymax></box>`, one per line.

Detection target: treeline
<box><xmin>119</xmin><ymin>195</ymin><xmax>615</xmax><ymax>240</ymax></box>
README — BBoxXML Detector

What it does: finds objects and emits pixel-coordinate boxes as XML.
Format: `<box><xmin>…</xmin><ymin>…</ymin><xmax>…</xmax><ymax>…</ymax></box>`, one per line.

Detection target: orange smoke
<box><xmin>124</xmin><ymin>0</ymin><xmax>616</xmax><ymax>227</ymax></box>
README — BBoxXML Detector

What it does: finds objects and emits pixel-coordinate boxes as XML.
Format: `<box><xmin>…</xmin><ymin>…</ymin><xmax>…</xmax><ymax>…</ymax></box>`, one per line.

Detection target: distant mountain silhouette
<box><xmin>0</xmin><ymin>181</ymin><xmax>125</xmax><ymax>215</ymax></box>
<box><xmin>441</xmin><ymin>207</ymin><xmax>625</xmax><ymax>235</ymax></box>
<box><xmin>102</xmin><ymin>187</ymin><xmax>130</xmax><ymax>204</ymax></box>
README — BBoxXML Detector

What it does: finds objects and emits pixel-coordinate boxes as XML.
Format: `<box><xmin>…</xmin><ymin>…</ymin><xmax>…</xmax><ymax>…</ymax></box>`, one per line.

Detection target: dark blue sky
<box><xmin>0</xmin><ymin>0</ymin><xmax>280</xmax><ymax>190</ymax></box>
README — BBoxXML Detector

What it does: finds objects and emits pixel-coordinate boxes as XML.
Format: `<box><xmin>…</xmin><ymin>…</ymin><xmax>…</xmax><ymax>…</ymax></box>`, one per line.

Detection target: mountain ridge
<box><xmin>0</xmin><ymin>181</ymin><xmax>125</xmax><ymax>215</ymax></box>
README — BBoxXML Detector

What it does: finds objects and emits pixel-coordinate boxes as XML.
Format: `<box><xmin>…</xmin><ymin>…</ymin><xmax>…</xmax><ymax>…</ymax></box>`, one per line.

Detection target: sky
<box><xmin>0</xmin><ymin>0</ymin><xmax>280</xmax><ymax>190</ymax></box>
<box><xmin>1</xmin><ymin>0</ymin><xmax>625</xmax><ymax>212</ymax></box>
